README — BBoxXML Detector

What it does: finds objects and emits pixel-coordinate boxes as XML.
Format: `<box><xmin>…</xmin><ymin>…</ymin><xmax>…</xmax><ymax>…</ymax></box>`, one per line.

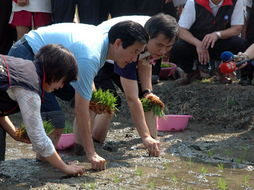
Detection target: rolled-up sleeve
<box><xmin>8</xmin><ymin>87</ymin><xmax>55</xmax><ymax>157</ymax></box>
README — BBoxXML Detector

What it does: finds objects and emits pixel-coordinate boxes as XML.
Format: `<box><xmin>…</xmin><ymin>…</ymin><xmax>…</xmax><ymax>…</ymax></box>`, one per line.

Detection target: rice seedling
<box><xmin>135</xmin><ymin>167</ymin><xmax>143</xmax><ymax>176</ymax></box>
<box><xmin>90</xmin><ymin>89</ymin><xmax>118</xmax><ymax>114</ymax></box>
<box><xmin>81</xmin><ymin>182</ymin><xmax>96</xmax><ymax>189</ymax></box>
<box><xmin>217</xmin><ymin>178</ymin><xmax>228</xmax><ymax>190</ymax></box>
<box><xmin>171</xmin><ymin>176</ymin><xmax>178</xmax><ymax>185</ymax></box>
<box><xmin>63</xmin><ymin>121</ymin><xmax>73</xmax><ymax>134</ymax></box>
<box><xmin>16</xmin><ymin>120</ymin><xmax>54</xmax><ymax>143</ymax></box>
<box><xmin>141</xmin><ymin>95</ymin><xmax>165</xmax><ymax>117</ymax></box>
<box><xmin>147</xmin><ymin>180</ymin><xmax>155</xmax><ymax>189</ymax></box>
<box><xmin>200</xmin><ymin>166</ymin><xmax>208</xmax><ymax>175</ymax></box>
<box><xmin>243</xmin><ymin>175</ymin><xmax>250</xmax><ymax>186</ymax></box>
<box><xmin>113</xmin><ymin>175</ymin><xmax>121</xmax><ymax>183</ymax></box>
<box><xmin>207</xmin><ymin>150</ymin><xmax>214</xmax><ymax>158</ymax></box>
<box><xmin>217</xmin><ymin>163</ymin><xmax>224</xmax><ymax>171</ymax></box>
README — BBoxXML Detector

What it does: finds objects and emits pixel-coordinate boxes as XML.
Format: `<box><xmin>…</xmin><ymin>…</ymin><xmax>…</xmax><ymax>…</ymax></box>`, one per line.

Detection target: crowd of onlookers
<box><xmin>1</xmin><ymin>0</ymin><xmax>254</xmax><ymax>85</ymax></box>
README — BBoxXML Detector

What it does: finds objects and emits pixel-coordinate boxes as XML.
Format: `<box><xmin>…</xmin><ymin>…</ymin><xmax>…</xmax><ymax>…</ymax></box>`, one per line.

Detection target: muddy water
<box><xmin>1</xmin><ymin>120</ymin><xmax>254</xmax><ymax>190</ymax></box>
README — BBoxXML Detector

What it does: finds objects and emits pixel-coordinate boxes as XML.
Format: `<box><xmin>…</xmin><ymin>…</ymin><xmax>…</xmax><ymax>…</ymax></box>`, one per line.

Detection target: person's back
<box><xmin>97</xmin><ymin>15</ymin><xmax>150</xmax><ymax>33</ymax></box>
<box><xmin>25</xmin><ymin>23</ymin><xmax>99</xmax><ymax>54</ymax></box>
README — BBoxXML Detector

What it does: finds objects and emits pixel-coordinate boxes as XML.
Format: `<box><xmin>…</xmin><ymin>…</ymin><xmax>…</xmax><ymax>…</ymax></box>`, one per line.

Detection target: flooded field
<box><xmin>1</xmin><ymin>80</ymin><xmax>254</xmax><ymax>189</ymax></box>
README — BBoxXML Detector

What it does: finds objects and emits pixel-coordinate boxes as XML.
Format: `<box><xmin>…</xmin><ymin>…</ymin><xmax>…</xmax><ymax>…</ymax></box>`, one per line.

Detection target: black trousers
<box><xmin>170</xmin><ymin>37</ymin><xmax>246</xmax><ymax>74</ymax></box>
<box><xmin>98</xmin><ymin>0</ymin><xmax>178</xmax><ymax>25</ymax></box>
<box><xmin>246</xmin><ymin>1</ymin><xmax>254</xmax><ymax>46</ymax></box>
<box><xmin>0</xmin><ymin>126</ymin><xmax>6</xmax><ymax>161</ymax></box>
<box><xmin>94</xmin><ymin>62</ymin><xmax>123</xmax><ymax>108</ymax></box>
<box><xmin>51</xmin><ymin>0</ymin><xmax>101</xmax><ymax>25</ymax></box>
<box><xmin>0</xmin><ymin>0</ymin><xmax>16</xmax><ymax>54</ymax></box>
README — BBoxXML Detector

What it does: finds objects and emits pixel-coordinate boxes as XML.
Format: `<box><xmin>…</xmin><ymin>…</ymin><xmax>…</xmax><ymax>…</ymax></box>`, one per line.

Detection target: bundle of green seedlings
<box><xmin>15</xmin><ymin>120</ymin><xmax>54</xmax><ymax>144</ymax></box>
<box><xmin>63</xmin><ymin>122</ymin><xmax>73</xmax><ymax>134</ymax></box>
<box><xmin>141</xmin><ymin>95</ymin><xmax>165</xmax><ymax>117</ymax></box>
<box><xmin>161</xmin><ymin>63</ymin><xmax>174</xmax><ymax>68</ymax></box>
<box><xmin>89</xmin><ymin>89</ymin><xmax>118</xmax><ymax>114</ymax></box>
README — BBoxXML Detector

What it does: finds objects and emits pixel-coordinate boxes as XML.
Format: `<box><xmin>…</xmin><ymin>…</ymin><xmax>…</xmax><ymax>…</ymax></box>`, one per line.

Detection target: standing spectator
<box><xmin>170</xmin><ymin>0</ymin><xmax>246</xmax><ymax>85</ymax></box>
<box><xmin>0</xmin><ymin>0</ymin><xmax>16</xmax><ymax>54</ymax></box>
<box><xmin>10</xmin><ymin>0</ymin><xmax>52</xmax><ymax>40</ymax></box>
<box><xmin>51</xmin><ymin>0</ymin><xmax>101</xmax><ymax>25</ymax></box>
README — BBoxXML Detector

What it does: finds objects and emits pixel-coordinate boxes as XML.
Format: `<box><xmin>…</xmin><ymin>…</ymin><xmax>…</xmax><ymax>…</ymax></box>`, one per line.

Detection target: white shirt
<box><xmin>12</xmin><ymin>0</ymin><xmax>51</xmax><ymax>13</ymax></box>
<box><xmin>7</xmin><ymin>87</ymin><xmax>55</xmax><ymax>157</ymax></box>
<box><xmin>179</xmin><ymin>0</ymin><xmax>244</xmax><ymax>29</ymax></box>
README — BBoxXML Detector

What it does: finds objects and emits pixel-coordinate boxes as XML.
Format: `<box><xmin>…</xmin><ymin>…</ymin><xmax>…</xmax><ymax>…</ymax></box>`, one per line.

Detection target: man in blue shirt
<box><xmin>8</xmin><ymin>21</ymin><xmax>149</xmax><ymax>171</ymax></box>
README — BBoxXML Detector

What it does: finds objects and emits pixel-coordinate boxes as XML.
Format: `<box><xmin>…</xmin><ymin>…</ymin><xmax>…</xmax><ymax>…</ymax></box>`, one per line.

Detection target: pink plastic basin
<box><xmin>157</xmin><ymin>115</ymin><xmax>192</xmax><ymax>131</ymax></box>
<box><xmin>56</xmin><ymin>133</ymin><xmax>75</xmax><ymax>150</ymax></box>
<box><xmin>159</xmin><ymin>62</ymin><xmax>177</xmax><ymax>80</ymax></box>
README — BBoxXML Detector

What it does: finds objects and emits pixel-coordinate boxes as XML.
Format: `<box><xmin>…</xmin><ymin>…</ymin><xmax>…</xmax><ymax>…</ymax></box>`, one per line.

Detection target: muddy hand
<box><xmin>143</xmin><ymin>136</ymin><xmax>160</xmax><ymax>157</ymax></box>
<box><xmin>64</xmin><ymin>162</ymin><xmax>85</xmax><ymax>176</ymax></box>
<box><xmin>88</xmin><ymin>153</ymin><xmax>106</xmax><ymax>171</ymax></box>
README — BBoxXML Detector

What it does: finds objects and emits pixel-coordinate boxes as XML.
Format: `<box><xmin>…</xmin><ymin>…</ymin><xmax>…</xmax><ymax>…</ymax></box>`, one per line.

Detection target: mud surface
<box><xmin>1</xmin><ymin>80</ymin><xmax>254</xmax><ymax>189</ymax></box>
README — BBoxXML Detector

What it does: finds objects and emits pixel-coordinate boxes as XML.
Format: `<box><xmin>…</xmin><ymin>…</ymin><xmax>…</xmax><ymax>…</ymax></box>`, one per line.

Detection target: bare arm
<box><xmin>202</xmin><ymin>25</ymin><xmax>243</xmax><ymax>49</ymax></box>
<box><xmin>0</xmin><ymin>116</ymin><xmax>17</xmax><ymax>139</ymax></box>
<box><xmin>74</xmin><ymin>92</ymin><xmax>106</xmax><ymax>170</ymax></box>
<box><xmin>10</xmin><ymin>87</ymin><xmax>85</xmax><ymax>175</ymax></box>
<box><xmin>179</xmin><ymin>27</ymin><xmax>209</xmax><ymax>64</ymax></box>
<box><xmin>120</xmin><ymin>77</ymin><xmax>160</xmax><ymax>156</ymax></box>
<box><xmin>16</xmin><ymin>0</ymin><xmax>29</xmax><ymax>6</ymax></box>
<box><xmin>244</xmin><ymin>44</ymin><xmax>254</xmax><ymax>60</ymax></box>
<box><xmin>137</xmin><ymin>60</ymin><xmax>153</xmax><ymax>92</ymax></box>
<box><xmin>216</xmin><ymin>25</ymin><xmax>243</xmax><ymax>40</ymax></box>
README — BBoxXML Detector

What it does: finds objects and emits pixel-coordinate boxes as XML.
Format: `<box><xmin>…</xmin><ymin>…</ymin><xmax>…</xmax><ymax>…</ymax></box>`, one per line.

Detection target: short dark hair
<box><xmin>35</xmin><ymin>44</ymin><xmax>78</xmax><ymax>85</ymax></box>
<box><xmin>145</xmin><ymin>13</ymin><xmax>179</xmax><ymax>40</ymax></box>
<box><xmin>108</xmin><ymin>20</ymin><xmax>149</xmax><ymax>49</ymax></box>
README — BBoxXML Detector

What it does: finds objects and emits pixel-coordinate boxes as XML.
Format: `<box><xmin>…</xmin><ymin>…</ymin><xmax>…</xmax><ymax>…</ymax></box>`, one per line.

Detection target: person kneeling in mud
<box><xmin>0</xmin><ymin>44</ymin><xmax>85</xmax><ymax>176</ymax></box>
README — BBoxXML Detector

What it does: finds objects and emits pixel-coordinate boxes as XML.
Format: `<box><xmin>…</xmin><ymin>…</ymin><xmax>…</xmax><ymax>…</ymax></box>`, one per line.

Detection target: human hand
<box><xmin>196</xmin><ymin>42</ymin><xmax>210</xmax><ymax>65</ymax></box>
<box><xmin>63</xmin><ymin>162</ymin><xmax>85</xmax><ymax>176</ymax></box>
<box><xmin>164</xmin><ymin>0</ymin><xmax>173</xmax><ymax>3</ymax></box>
<box><xmin>202</xmin><ymin>32</ymin><xmax>218</xmax><ymax>49</ymax></box>
<box><xmin>17</xmin><ymin>0</ymin><xmax>29</xmax><ymax>6</ymax></box>
<box><xmin>235</xmin><ymin>52</ymin><xmax>249</xmax><ymax>62</ymax></box>
<box><xmin>143</xmin><ymin>136</ymin><xmax>160</xmax><ymax>157</ymax></box>
<box><xmin>233</xmin><ymin>52</ymin><xmax>249</xmax><ymax>69</ymax></box>
<box><xmin>144</xmin><ymin>93</ymin><xmax>159</xmax><ymax>99</ymax></box>
<box><xmin>87</xmin><ymin>153</ymin><xmax>106</xmax><ymax>171</ymax></box>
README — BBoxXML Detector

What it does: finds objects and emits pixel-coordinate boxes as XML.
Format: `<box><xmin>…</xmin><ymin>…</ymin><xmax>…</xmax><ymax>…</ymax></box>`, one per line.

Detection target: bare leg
<box><xmin>92</xmin><ymin>113</ymin><xmax>113</xmax><ymax>143</ymax></box>
<box><xmin>16</xmin><ymin>26</ymin><xmax>30</xmax><ymax>40</ymax></box>
<box><xmin>48</xmin><ymin>128</ymin><xmax>64</xmax><ymax>147</ymax></box>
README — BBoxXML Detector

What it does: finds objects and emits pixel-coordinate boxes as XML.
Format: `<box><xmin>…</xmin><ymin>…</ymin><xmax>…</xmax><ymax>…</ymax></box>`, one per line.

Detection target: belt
<box><xmin>19</xmin><ymin>37</ymin><xmax>34</xmax><ymax>54</ymax></box>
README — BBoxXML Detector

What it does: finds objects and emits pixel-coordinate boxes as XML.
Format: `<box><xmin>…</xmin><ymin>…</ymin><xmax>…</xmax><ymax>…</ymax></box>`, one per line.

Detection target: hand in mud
<box><xmin>143</xmin><ymin>136</ymin><xmax>160</xmax><ymax>157</ymax></box>
<box><xmin>88</xmin><ymin>153</ymin><xmax>106</xmax><ymax>171</ymax></box>
<box><xmin>63</xmin><ymin>162</ymin><xmax>85</xmax><ymax>176</ymax></box>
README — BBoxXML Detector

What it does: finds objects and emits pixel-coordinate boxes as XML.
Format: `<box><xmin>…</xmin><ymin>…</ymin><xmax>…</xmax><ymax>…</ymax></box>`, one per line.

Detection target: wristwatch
<box><xmin>141</xmin><ymin>89</ymin><xmax>152</xmax><ymax>97</ymax></box>
<box><xmin>215</xmin><ymin>31</ymin><xmax>222</xmax><ymax>39</ymax></box>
